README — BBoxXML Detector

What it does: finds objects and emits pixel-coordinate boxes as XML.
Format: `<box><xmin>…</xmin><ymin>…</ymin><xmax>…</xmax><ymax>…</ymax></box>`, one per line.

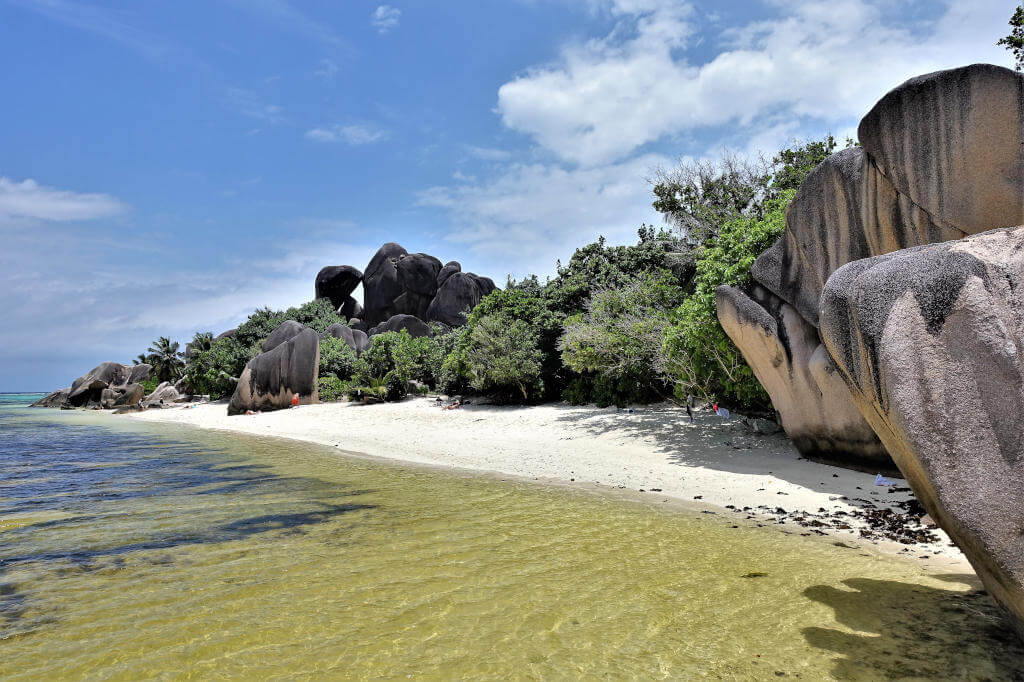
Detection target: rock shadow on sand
<box><xmin>802</xmin><ymin>573</ymin><xmax>1024</xmax><ymax>680</ymax></box>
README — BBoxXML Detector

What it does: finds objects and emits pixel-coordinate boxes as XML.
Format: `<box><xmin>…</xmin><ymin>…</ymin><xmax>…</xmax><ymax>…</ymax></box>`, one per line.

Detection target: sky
<box><xmin>0</xmin><ymin>0</ymin><xmax>1016</xmax><ymax>391</ymax></box>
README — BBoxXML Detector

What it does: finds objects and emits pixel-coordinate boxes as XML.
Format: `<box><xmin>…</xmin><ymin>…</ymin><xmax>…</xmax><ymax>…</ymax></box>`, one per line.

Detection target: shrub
<box><xmin>383</xmin><ymin>371</ymin><xmax>408</xmax><ymax>401</ymax></box>
<box><xmin>559</xmin><ymin>273</ymin><xmax>683</xmax><ymax>406</ymax></box>
<box><xmin>317</xmin><ymin>375</ymin><xmax>348</xmax><ymax>402</ymax></box>
<box><xmin>463</xmin><ymin>315</ymin><xmax>544</xmax><ymax>403</ymax></box>
<box><xmin>319</xmin><ymin>337</ymin><xmax>358</xmax><ymax>380</ymax></box>
<box><xmin>660</xmin><ymin>191</ymin><xmax>793</xmax><ymax>410</ymax></box>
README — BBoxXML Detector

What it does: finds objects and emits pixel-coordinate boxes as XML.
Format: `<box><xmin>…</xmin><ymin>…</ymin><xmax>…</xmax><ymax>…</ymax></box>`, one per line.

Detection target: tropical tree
<box><xmin>133</xmin><ymin>353</ymin><xmax>153</xmax><ymax>366</ymax></box>
<box><xmin>998</xmin><ymin>5</ymin><xmax>1024</xmax><ymax>71</ymax></box>
<box><xmin>188</xmin><ymin>331</ymin><xmax>214</xmax><ymax>356</ymax></box>
<box><xmin>146</xmin><ymin>336</ymin><xmax>185</xmax><ymax>383</ymax></box>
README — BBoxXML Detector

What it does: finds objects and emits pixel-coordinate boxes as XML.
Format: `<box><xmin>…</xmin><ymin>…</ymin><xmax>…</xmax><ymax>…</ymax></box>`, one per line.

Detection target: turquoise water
<box><xmin>1</xmin><ymin>394</ymin><xmax>1022</xmax><ymax>679</ymax></box>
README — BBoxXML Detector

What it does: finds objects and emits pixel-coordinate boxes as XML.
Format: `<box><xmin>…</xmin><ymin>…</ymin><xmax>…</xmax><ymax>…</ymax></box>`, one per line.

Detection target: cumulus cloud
<box><xmin>371</xmin><ymin>5</ymin><xmax>401</xmax><ymax>34</ymax></box>
<box><xmin>0</xmin><ymin>177</ymin><xmax>127</xmax><ymax>222</ymax></box>
<box><xmin>497</xmin><ymin>0</ymin><xmax>1011</xmax><ymax>166</ymax></box>
<box><xmin>417</xmin><ymin>154</ymin><xmax>667</xmax><ymax>279</ymax></box>
<box><xmin>306</xmin><ymin>124</ymin><xmax>389</xmax><ymax>144</ymax></box>
<box><xmin>0</xmin><ymin>214</ymin><xmax>379</xmax><ymax>390</ymax></box>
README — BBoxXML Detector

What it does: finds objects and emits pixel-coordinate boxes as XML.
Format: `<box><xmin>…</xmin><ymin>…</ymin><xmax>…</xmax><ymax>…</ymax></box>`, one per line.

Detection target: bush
<box><xmin>319</xmin><ymin>337</ymin><xmax>357</xmax><ymax>380</ymax></box>
<box><xmin>140</xmin><ymin>377</ymin><xmax>160</xmax><ymax>395</ymax></box>
<box><xmin>184</xmin><ymin>337</ymin><xmax>254</xmax><ymax>399</ymax></box>
<box><xmin>455</xmin><ymin>287</ymin><xmax>564</xmax><ymax>400</ymax></box>
<box><xmin>559</xmin><ymin>273</ymin><xmax>684</xmax><ymax>406</ymax></box>
<box><xmin>317</xmin><ymin>375</ymin><xmax>348</xmax><ymax>402</ymax></box>
<box><xmin>463</xmin><ymin>315</ymin><xmax>544</xmax><ymax>403</ymax></box>
<box><xmin>383</xmin><ymin>371</ymin><xmax>408</xmax><ymax>401</ymax></box>
<box><xmin>353</xmin><ymin>330</ymin><xmax>441</xmax><ymax>390</ymax></box>
<box><xmin>660</xmin><ymin>191</ymin><xmax>793</xmax><ymax>410</ymax></box>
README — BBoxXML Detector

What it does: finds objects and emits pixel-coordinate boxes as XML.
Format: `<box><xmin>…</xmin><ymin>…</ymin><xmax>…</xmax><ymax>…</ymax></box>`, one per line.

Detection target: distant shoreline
<box><xmin>111</xmin><ymin>397</ymin><xmax>972</xmax><ymax>573</ymax></box>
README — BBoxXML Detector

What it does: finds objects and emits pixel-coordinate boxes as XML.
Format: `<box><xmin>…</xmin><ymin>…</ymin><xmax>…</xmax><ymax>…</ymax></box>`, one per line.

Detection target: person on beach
<box><xmin>290</xmin><ymin>393</ymin><xmax>300</xmax><ymax>408</ymax></box>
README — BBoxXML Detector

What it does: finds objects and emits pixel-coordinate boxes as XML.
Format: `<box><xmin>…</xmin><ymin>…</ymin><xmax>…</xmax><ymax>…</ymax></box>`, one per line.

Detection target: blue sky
<box><xmin>0</xmin><ymin>0</ymin><xmax>1015</xmax><ymax>391</ymax></box>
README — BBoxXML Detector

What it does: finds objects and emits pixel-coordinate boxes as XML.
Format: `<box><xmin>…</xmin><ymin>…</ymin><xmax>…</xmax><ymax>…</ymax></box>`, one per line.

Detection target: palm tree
<box><xmin>187</xmin><ymin>331</ymin><xmax>214</xmax><ymax>360</ymax></box>
<box><xmin>147</xmin><ymin>336</ymin><xmax>185</xmax><ymax>383</ymax></box>
<box><xmin>133</xmin><ymin>353</ymin><xmax>153</xmax><ymax>366</ymax></box>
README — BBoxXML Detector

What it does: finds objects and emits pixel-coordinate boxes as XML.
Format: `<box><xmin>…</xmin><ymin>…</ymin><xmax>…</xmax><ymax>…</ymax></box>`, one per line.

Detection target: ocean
<box><xmin>0</xmin><ymin>394</ymin><xmax>1021</xmax><ymax>679</ymax></box>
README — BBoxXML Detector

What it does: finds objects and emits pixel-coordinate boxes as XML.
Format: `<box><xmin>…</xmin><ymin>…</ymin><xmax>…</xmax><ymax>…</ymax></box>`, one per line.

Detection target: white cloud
<box><xmin>225</xmin><ymin>87</ymin><xmax>285</xmax><ymax>123</ymax></box>
<box><xmin>417</xmin><ymin>154</ymin><xmax>667</xmax><ymax>279</ymax></box>
<box><xmin>306</xmin><ymin>124</ymin><xmax>388</xmax><ymax>145</ymax></box>
<box><xmin>371</xmin><ymin>5</ymin><xmax>401</xmax><ymax>34</ymax></box>
<box><xmin>0</xmin><ymin>214</ymin><xmax>379</xmax><ymax>389</ymax></box>
<box><xmin>496</xmin><ymin>0</ymin><xmax>1012</xmax><ymax>166</ymax></box>
<box><xmin>464</xmin><ymin>145</ymin><xmax>513</xmax><ymax>161</ymax></box>
<box><xmin>0</xmin><ymin>177</ymin><xmax>127</xmax><ymax>222</ymax></box>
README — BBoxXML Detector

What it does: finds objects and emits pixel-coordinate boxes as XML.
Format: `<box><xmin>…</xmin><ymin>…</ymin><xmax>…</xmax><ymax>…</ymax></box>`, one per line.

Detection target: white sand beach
<box><xmin>126</xmin><ymin>398</ymin><xmax>967</xmax><ymax>569</ymax></box>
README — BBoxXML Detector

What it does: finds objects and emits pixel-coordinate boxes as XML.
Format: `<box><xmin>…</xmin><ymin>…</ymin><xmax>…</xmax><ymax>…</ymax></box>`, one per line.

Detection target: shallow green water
<box><xmin>1</xmin><ymin>400</ymin><xmax>1022</xmax><ymax>680</ymax></box>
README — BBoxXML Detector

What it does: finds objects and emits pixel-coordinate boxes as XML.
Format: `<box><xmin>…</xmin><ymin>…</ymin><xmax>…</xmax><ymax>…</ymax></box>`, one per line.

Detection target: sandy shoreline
<box><xmin>123</xmin><ymin>398</ymin><xmax>969</xmax><ymax>571</ymax></box>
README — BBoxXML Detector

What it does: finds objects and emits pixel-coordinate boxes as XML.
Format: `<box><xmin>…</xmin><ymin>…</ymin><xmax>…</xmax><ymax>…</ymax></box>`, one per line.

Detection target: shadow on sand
<box><xmin>549</xmin><ymin>403</ymin><xmax>911</xmax><ymax>512</ymax></box>
<box><xmin>802</xmin><ymin>573</ymin><xmax>1024</xmax><ymax>680</ymax></box>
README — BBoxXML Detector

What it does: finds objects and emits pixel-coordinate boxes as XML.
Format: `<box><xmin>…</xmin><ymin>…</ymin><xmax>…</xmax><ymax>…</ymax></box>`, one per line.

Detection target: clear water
<box><xmin>1</xmin><ymin>395</ymin><xmax>1021</xmax><ymax>680</ymax></box>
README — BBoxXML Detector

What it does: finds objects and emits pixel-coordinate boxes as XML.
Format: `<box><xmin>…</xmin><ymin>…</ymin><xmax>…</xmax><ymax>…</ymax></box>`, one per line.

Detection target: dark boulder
<box><xmin>338</xmin><ymin>296</ymin><xmax>363</xmax><ymax>320</ymax></box>
<box><xmin>101</xmin><ymin>383</ymin><xmax>145</xmax><ymax>409</ymax></box>
<box><xmin>426</xmin><ymin>272</ymin><xmax>483</xmax><ymax>327</ymax></box>
<box><xmin>67</xmin><ymin>362</ymin><xmax>151</xmax><ymax>407</ymax></box>
<box><xmin>262</xmin><ymin>320</ymin><xmax>305</xmax><ymax>353</ymax></box>
<box><xmin>362</xmin><ymin>243</ymin><xmax>443</xmax><ymax>326</ymax></box>
<box><xmin>437</xmin><ymin>261</ymin><xmax>461</xmax><ymax>288</ymax></box>
<box><xmin>321</xmin><ymin>323</ymin><xmax>370</xmax><ymax>355</ymax></box>
<box><xmin>315</xmin><ymin>265</ymin><xmax>363</xmax><ymax>309</ymax></box>
<box><xmin>228</xmin><ymin>327</ymin><xmax>320</xmax><ymax>415</ymax></box>
<box><xmin>31</xmin><ymin>389</ymin><xmax>69</xmax><ymax>407</ymax></box>
<box><xmin>367</xmin><ymin>314</ymin><xmax>432</xmax><ymax>338</ymax></box>
<box><xmin>215</xmin><ymin>328</ymin><xmax>237</xmax><ymax>341</ymax></box>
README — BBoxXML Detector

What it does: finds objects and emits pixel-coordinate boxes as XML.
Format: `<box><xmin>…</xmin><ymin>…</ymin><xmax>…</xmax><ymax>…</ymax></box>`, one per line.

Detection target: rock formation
<box><xmin>716</xmin><ymin>63</ymin><xmax>1024</xmax><ymax>469</ymax></box>
<box><xmin>367</xmin><ymin>313</ymin><xmax>432</xmax><ymax>339</ymax></box>
<box><xmin>33</xmin><ymin>362</ymin><xmax>153</xmax><ymax>409</ymax></box>
<box><xmin>314</xmin><ymin>242</ymin><xmax>499</xmax><ymax>336</ymax></box>
<box><xmin>228</xmin><ymin>323</ymin><xmax>319</xmax><ymax>415</ymax></box>
<box><xmin>322</xmin><ymin>323</ymin><xmax>370</xmax><ymax>355</ymax></box>
<box><xmin>819</xmin><ymin>225</ymin><xmax>1024</xmax><ymax>638</ymax></box>
<box><xmin>143</xmin><ymin>381</ymin><xmax>182</xmax><ymax>406</ymax></box>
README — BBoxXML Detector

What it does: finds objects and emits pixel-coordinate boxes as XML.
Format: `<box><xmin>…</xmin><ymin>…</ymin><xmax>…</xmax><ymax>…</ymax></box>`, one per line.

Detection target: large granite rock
<box><xmin>362</xmin><ymin>243</ymin><xmax>443</xmax><ymax>326</ymax></box>
<box><xmin>31</xmin><ymin>388</ymin><xmax>70</xmax><ymax>407</ymax></box>
<box><xmin>751</xmin><ymin>147</ymin><xmax>966</xmax><ymax>327</ymax></box>
<box><xmin>321</xmin><ymin>323</ymin><xmax>369</xmax><ymax>355</ymax></box>
<box><xmin>720</xmin><ymin>63</ymin><xmax>1024</xmax><ymax>469</ymax></box>
<box><xmin>66</xmin><ymin>362</ymin><xmax>152</xmax><ymax>407</ymax></box>
<box><xmin>426</xmin><ymin>272</ymin><xmax>485</xmax><ymax>327</ymax></box>
<box><xmin>144</xmin><ymin>381</ymin><xmax>182</xmax><ymax>406</ymax></box>
<box><xmin>100</xmin><ymin>383</ymin><xmax>145</xmax><ymax>409</ymax></box>
<box><xmin>228</xmin><ymin>326</ymin><xmax>320</xmax><ymax>415</ymax></box>
<box><xmin>858</xmin><ymin>64</ymin><xmax>1024</xmax><ymax>236</ymax></box>
<box><xmin>314</xmin><ymin>265</ymin><xmax>363</xmax><ymax>309</ymax></box>
<box><xmin>367</xmin><ymin>314</ymin><xmax>432</xmax><ymax>339</ymax></box>
<box><xmin>820</xmin><ymin>225</ymin><xmax>1024</xmax><ymax>638</ymax></box>
<box><xmin>262</xmin><ymin>320</ymin><xmax>305</xmax><ymax>353</ymax></box>
<box><xmin>716</xmin><ymin>284</ymin><xmax>887</xmax><ymax>468</ymax></box>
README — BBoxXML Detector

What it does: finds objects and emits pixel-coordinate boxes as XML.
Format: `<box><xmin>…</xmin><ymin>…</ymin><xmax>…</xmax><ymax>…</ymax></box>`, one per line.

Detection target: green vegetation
<box><xmin>146</xmin><ymin>336</ymin><xmax>185</xmax><ymax>383</ymax></box>
<box><xmin>998</xmin><ymin>5</ymin><xmax>1024</xmax><ymax>71</ymax></box>
<box><xmin>157</xmin><ymin>137</ymin><xmax>837</xmax><ymax>415</ymax></box>
<box><xmin>317</xmin><ymin>375</ymin><xmax>349</xmax><ymax>402</ymax></box>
